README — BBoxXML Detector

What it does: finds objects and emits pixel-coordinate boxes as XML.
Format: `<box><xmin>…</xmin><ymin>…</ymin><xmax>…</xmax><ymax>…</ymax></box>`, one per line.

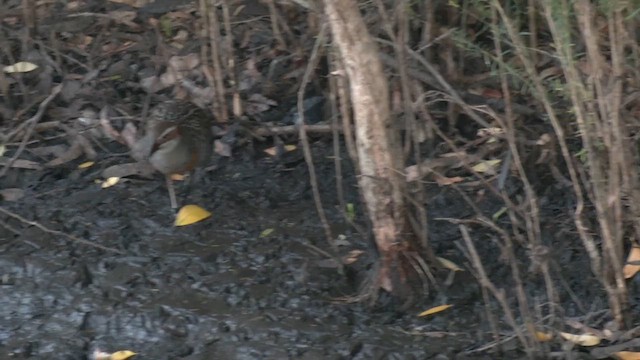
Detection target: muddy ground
<box><xmin>0</xmin><ymin>1</ymin><xmax>606</xmax><ymax>359</ymax></box>
<box><xmin>0</xmin><ymin>144</ymin><xmax>475</xmax><ymax>359</ymax></box>
<box><xmin>0</xmin><ymin>138</ymin><xmax>594</xmax><ymax>360</ymax></box>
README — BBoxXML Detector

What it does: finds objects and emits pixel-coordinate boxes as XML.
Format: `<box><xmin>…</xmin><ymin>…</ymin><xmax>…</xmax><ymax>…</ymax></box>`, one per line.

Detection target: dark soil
<box><xmin>0</xmin><ymin>145</ymin><xmax>481</xmax><ymax>359</ymax></box>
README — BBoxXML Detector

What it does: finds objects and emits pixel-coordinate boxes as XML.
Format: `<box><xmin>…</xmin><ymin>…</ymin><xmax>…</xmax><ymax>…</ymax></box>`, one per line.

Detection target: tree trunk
<box><xmin>323</xmin><ymin>0</ymin><xmax>412</xmax><ymax>296</ymax></box>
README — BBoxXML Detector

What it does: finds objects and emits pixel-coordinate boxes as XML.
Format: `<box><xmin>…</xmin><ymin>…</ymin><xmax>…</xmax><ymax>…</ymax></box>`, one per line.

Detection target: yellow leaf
<box><xmin>623</xmin><ymin>246</ymin><xmax>640</xmax><ymax>279</ymax></box>
<box><xmin>263</xmin><ymin>145</ymin><xmax>296</xmax><ymax>157</ymax></box>
<box><xmin>558</xmin><ymin>332</ymin><xmax>601</xmax><ymax>347</ymax></box>
<box><xmin>101</xmin><ymin>177</ymin><xmax>120</xmax><ymax>188</ymax></box>
<box><xmin>614</xmin><ymin>351</ymin><xmax>640</xmax><ymax>360</ymax></box>
<box><xmin>170</xmin><ymin>173</ymin><xmax>186</xmax><ymax>181</ymax></box>
<box><xmin>110</xmin><ymin>350</ymin><xmax>137</xmax><ymax>360</ymax></box>
<box><xmin>78</xmin><ymin>161</ymin><xmax>95</xmax><ymax>169</ymax></box>
<box><xmin>175</xmin><ymin>205</ymin><xmax>212</xmax><ymax>226</ymax></box>
<box><xmin>436</xmin><ymin>257</ymin><xmax>463</xmax><ymax>271</ymax></box>
<box><xmin>260</xmin><ymin>228</ymin><xmax>274</xmax><ymax>238</ymax></box>
<box><xmin>534</xmin><ymin>331</ymin><xmax>553</xmax><ymax>342</ymax></box>
<box><xmin>3</xmin><ymin>61</ymin><xmax>38</xmax><ymax>73</ymax></box>
<box><xmin>471</xmin><ymin>159</ymin><xmax>501</xmax><ymax>174</ymax></box>
<box><xmin>418</xmin><ymin>304</ymin><xmax>453</xmax><ymax>317</ymax></box>
<box><xmin>263</xmin><ymin>147</ymin><xmax>277</xmax><ymax>156</ymax></box>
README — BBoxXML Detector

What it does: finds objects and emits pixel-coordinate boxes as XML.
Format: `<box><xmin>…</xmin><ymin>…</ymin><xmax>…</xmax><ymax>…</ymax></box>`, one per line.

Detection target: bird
<box><xmin>132</xmin><ymin>101</ymin><xmax>213</xmax><ymax>209</ymax></box>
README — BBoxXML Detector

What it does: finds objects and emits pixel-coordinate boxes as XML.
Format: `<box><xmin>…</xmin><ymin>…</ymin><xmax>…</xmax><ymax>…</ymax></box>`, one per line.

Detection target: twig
<box><xmin>0</xmin><ymin>206</ymin><xmax>123</xmax><ymax>253</ymax></box>
<box><xmin>0</xmin><ymin>84</ymin><xmax>62</xmax><ymax>178</ymax></box>
<box><xmin>296</xmin><ymin>21</ymin><xmax>342</xmax><ymax>271</ymax></box>
<box><xmin>252</xmin><ymin>123</ymin><xmax>339</xmax><ymax>136</ymax></box>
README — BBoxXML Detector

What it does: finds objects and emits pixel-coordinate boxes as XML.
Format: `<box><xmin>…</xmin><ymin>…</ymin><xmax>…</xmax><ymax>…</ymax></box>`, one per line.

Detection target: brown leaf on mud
<box><xmin>0</xmin><ymin>188</ymin><xmax>25</xmax><ymax>202</ymax></box>
<box><xmin>102</xmin><ymin>162</ymin><xmax>155</xmax><ymax>179</ymax></box>
<box><xmin>0</xmin><ymin>158</ymin><xmax>42</xmax><ymax>170</ymax></box>
<box><xmin>169</xmin><ymin>54</ymin><xmax>200</xmax><ymax>72</ymax></box>
<box><xmin>623</xmin><ymin>246</ymin><xmax>640</xmax><ymax>279</ymax></box>
<box><xmin>435</xmin><ymin>175</ymin><xmax>464</xmax><ymax>186</ymax></box>
<box><xmin>558</xmin><ymin>332</ymin><xmax>601</xmax><ymax>347</ymax></box>
<box><xmin>214</xmin><ymin>139</ymin><xmax>232</xmax><ymax>157</ymax></box>
<box><xmin>614</xmin><ymin>351</ymin><xmax>640</xmax><ymax>360</ymax></box>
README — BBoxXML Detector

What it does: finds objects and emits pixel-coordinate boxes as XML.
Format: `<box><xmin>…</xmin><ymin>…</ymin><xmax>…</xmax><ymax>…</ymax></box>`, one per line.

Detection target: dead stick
<box><xmin>0</xmin><ymin>206</ymin><xmax>123</xmax><ymax>253</ymax></box>
<box><xmin>1</xmin><ymin>84</ymin><xmax>62</xmax><ymax>178</ymax></box>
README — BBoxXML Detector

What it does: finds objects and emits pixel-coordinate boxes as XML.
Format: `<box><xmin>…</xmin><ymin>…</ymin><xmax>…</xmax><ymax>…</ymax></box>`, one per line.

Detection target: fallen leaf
<box><xmin>436</xmin><ymin>257</ymin><xmax>463</xmax><ymax>272</ymax></box>
<box><xmin>477</xmin><ymin>127</ymin><xmax>504</xmax><ymax>137</ymax></box>
<box><xmin>3</xmin><ymin>61</ymin><xmax>38</xmax><ymax>73</ymax></box>
<box><xmin>614</xmin><ymin>351</ymin><xmax>640</xmax><ymax>360</ymax></box>
<box><xmin>175</xmin><ymin>205</ymin><xmax>212</xmax><ymax>226</ymax></box>
<box><xmin>101</xmin><ymin>177</ymin><xmax>120</xmax><ymax>188</ymax></box>
<box><xmin>214</xmin><ymin>139</ymin><xmax>232</xmax><ymax>157</ymax></box>
<box><xmin>558</xmin><ymin>331</ymin><xmax>601</xmax><ymax>347</ymax></box>
<box><xmin>418</xmin><ymin>304</ymin><xmax>453</xmax><ymax>317</ymax></box>
<box><xmin>435</xmin><ymin>175</ymin><xmax>464</xmax><ymax>186</ymax></box>
<box><xmin>534</xmin><ymin>331</ymin><xmax>553</xmax><ymax>342</ymax></box>
<box><xmin>623</xmin><ymin>246</ymin><xmax>640</xmax><ymax>279</ymax></box>
<box><xmin>260</xmin><ymin>228</ymin><xmax>274</xmax><ymax>238</ymax></box>
<box><xmin>264</xmin><ymin>145</ymin><xmax>296</xmax><ymax>157</ymax></box>
<box><xmin>78</xmin><ymin>161</ymin><xmax>95</xmax><ymax>169</ymax></box>
<box><xmin>342</xmin><ymin>250</ymin><xmax>364</xmax><ymax>264</ymax></box>
<box><xmin>471</xmin><ymin>159</ymin><xmax>501</xmax><ymax>174</ymax></box>
<box><xmin>0</xmin><ymin>188</ymin><xmax>25</xmax><ymax>202</ymax></box>
<box><xmin>110</xmin><ymin>350</ymin><xmax>137</xmax><ymax>360</ymax></box>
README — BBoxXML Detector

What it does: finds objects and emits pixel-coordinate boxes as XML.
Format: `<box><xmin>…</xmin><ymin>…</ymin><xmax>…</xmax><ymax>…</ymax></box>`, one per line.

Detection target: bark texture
<box><xmin>324</xmin><ymin>0</ymin><xmax>410</xmax><ymax>294</ymax></box>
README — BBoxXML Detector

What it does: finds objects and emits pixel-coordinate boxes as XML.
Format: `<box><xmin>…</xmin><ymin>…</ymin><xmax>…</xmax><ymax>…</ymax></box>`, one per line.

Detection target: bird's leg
<box><xmin>166</xmin><ymin>176</ymin><xmax>178</xmax><ymax>209</ymax></box>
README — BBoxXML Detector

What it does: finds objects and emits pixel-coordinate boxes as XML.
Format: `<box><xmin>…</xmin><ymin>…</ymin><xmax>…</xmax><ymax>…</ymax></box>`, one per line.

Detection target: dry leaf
<box><xmin>436</xmin><ymin>257</ymin><xmax>463</xmax><ymax>272</ymax></box>
<box><xmin>534</xmin><ymin>331</ymin><xmax>553</xmax><ymax>342</ymax></box>
<box><xmin>260</xmin><ymin>228</ymin><xmax>274</xmax><ymax>238</ymax></box>
<box><xmin>169</xmin><ymin>54</ymin><xmax>201</xmax><ymax>72</ymax></box>
<box><xmin>101</xmin><ymin>177</ymin><xmax>120</xmax><ymax>188</ymax></box>
<box><xmin>3</xmin><ymin>61</ymin><xmax>38</xmax><ymax>73</ymax></box>
<box><xmin>477</xmin><ymin>127</ymin><xmax>504</xmax><ymax>137</ymax></box>
<box><xmin>623</xmin><ymin>247</ymin><xmax>640</xmax><ymax>279</ymax></box>
<box><xmin>343</xmin><ymin>250</ymin><xmax>364</xmax><ymax>265</ymax></box>
<box><xmin>471</xmin><ymin>159</ymin><xmax>501</xmax><ymax>174</ymax></box>
<box><xmin>418</xmin><ymin>304</ymin><xmax>453</xmax><ymax>317</ymax></box>
<box><xmin>558</xmin><ymin>332</ymin><xmax>601</xmax><ymax>347</ymax></box>
<box><xmin>0</xmin><ymin>188</ymin><xmax>25</xmax><ymax>202</ymax></box>
<box><xmin>170</xmin><ymin>174</ymin><xmax>186</xmax><ymax>181</ymax></box>
<box><xmin>614</xmin><ymin>351</ymin><xmax>640</xmax><ymax>360</ymax></box>
<box><xmin>214</xmin><ymin>139</ymin><xmax>232</xmax><ymax>157</ymax></box>
<box><xmin>175</xmin><ymin>205</ymin><xmax>212</xmax><ymax>226</ymax></box>
<box><xmin>435</xmin><ymin>175</ymin><xmax>464</xmax><ymax>186</ymax></box>
<box><xmin>264</xmin><ymin>145</ymin><xmax>296</xmax><ymax>157</ymax></box>
<box><xmin>110</xmin><ymin>350</ymin><xmax>137</xmax><ymax>360</ymax></box>
<box><xmin>78</xmin><ymin>161</ymin><xmax>95</xmax><ymax>169</ymax></box>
